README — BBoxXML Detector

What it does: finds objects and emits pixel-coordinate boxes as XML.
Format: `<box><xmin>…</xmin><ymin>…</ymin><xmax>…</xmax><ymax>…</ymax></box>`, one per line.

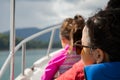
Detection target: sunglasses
<box><xmin>74</xmin><ymin>40</ymin><xmax>94</xmax><ymax>49</ymax></box>
<box><xmin>74</xmin><ymin>40</ymin><xmax>97</xmax><ymax>54</ymax></box>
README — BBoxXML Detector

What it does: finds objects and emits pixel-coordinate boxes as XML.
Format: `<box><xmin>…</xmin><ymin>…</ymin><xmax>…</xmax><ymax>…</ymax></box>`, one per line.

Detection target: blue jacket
<box><xmin>84</xmin><ymin>62</ymin><xmax>120</xmax><ymax>80</ymax></box>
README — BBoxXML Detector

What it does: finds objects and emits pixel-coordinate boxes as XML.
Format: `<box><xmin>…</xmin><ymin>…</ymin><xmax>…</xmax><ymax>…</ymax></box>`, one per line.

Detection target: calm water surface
<box><xmin>0</xmin><ymin>49</ymin><xmax>59</xmax><ymax>80</ymax></box>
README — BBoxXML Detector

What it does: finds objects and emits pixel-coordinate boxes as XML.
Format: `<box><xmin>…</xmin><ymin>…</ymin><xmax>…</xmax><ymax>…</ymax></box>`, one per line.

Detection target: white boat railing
<box><xmin>0</xmin><ymin>23</ymin><xmax>62</xmax><ymax>80</ymax></box>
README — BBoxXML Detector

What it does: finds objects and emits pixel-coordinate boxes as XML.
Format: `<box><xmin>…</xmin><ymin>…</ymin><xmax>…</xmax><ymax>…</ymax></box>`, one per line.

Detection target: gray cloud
<box><xmin>0</xmin><ymin>0</ymin><xmax>109</xmax><ymax>32</ymax></box>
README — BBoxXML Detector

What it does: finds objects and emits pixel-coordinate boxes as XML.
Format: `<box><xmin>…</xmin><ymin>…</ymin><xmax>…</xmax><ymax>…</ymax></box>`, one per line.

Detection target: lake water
<box><xmin>0</xmin><ymin>49</ymin><xmax>59</xmax><ymax>80</ymax></box>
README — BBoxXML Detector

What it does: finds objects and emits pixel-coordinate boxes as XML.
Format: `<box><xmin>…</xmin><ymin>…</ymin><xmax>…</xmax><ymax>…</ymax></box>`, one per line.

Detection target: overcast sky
<box><xmin>0</xmin><ymin>0</ymin><xmax>109</xmax><ymax>33</ymax></box>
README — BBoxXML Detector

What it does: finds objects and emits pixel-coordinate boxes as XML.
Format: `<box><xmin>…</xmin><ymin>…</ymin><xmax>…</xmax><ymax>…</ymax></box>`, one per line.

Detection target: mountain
<box><xmin>3</xmin><ymin>27</ymin><xmax>60</xmax><ymax>42</ymax></box>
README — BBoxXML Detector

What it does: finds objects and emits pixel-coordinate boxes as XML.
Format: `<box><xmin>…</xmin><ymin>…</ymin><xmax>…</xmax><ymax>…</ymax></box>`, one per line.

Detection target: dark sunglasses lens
<box><xmin>76</xmin><ymin>46</ymin><xmax>82</xmax><ymax>54</ymax></box>
<box><xmin>76</xmin><ymin>45</ymin><xmax>82</xmax><ymax>50</ymax></box>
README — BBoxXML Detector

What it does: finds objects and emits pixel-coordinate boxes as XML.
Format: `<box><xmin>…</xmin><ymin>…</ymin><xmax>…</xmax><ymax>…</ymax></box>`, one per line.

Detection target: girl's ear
<box><xmin>93</xmin><ymin>48</ymin><xmax>104</xmax><ymax>63</ymax></box>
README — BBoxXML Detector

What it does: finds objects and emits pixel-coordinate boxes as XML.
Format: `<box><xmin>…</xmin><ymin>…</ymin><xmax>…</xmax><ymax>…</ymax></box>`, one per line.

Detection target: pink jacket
<box><xmin>41</xmin><ymin>45</ymin><xmax>69</xmax><ymax>80</ymax></box>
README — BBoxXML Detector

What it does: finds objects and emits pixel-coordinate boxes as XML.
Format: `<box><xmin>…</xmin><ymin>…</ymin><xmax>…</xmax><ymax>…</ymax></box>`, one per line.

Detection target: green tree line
<box><xmin>0</xmin><ymin>33</ymin><xmax>61</xmax><ymax>50</ymax></box>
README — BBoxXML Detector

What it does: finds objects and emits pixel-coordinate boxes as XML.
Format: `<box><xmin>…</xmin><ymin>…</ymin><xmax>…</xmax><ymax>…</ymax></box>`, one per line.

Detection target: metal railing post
<box><xmin>46</xmin><ymin>29</ymin><xmax>55</xmax><ymax>56</ymax></box>
<box><xmin>22</xmin><ymin>43</ymin><xmax>26</xmax><ymax>75</ymax></box>
<box><xmin>10</xmin><ymin>0</ymin><xmax>15</xmax><ymax>80</ymax></box>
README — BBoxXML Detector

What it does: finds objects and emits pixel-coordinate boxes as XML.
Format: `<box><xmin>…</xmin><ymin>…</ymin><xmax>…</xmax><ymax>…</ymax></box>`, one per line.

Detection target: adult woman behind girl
<box><xmin>80</xmin><ymin>0</ymin><xmax>120</xmax><ymax>79</ymax></box>
<box><xmin>41</xmin><ymin>14</ymin><xmax>85</xmax><ymax>80</ymax></box>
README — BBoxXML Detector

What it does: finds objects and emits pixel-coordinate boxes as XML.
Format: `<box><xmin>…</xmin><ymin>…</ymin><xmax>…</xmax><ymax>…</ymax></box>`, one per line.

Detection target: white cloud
<box><xmin>0</xmin><ymin>0</ymin><xmax>109</xmax><ymax>32</ymax></box>
<box><xmin>53</xmin><ymin>0</ymin><xmax>109</xmax><ymax>18</ymax></box>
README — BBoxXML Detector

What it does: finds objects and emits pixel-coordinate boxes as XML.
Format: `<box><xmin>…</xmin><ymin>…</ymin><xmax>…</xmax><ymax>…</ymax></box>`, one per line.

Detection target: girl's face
<box><xmin>60</xmin><ymin>36</ymin><xmax>70</xmax><ymax>48</ymax></box>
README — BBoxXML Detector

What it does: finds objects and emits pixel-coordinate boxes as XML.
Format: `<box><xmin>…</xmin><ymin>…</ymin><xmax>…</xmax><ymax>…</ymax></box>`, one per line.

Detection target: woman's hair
<box><xmin>60</xmin><ymin>15</ymin><xmax>85</xmax><ymax>45</ymax></box>
<box><xmin>105</xmin><ymin>0</ymin><xmax>120</xmax><ymax>10</ymax></box>
<box><xmin>86</xmin><ymin>9</ymin><xmax>120</xmax><ymax>61</ymax></box>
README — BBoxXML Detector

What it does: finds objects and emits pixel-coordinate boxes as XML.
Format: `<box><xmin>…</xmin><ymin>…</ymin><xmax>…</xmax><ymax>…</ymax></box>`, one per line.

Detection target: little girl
<box><xmin>41</xmin><ymin>15</ymin><xmax>85</xmax><ymax>80</ymax></box>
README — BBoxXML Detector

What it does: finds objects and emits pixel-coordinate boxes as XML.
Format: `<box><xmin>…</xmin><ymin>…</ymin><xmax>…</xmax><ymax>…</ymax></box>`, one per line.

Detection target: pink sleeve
<box><xmin>41</xmin><ymin>45</ymin><xmax>69</xmax><ymax>80</ymax></box>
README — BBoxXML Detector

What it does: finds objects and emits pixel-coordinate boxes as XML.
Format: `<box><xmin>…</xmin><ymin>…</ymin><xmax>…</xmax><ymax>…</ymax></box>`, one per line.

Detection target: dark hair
<box><xmin>86</xmin><ymin>9</ymin><xmax>120</xmax><ymax>61</ymax></box>
<box><xmin>71</xmin><ymin>15</ymin><xmax>85</xmax><ymax>44</ymax></box>
<box><xmin>105</xmin><ymin>0</ymin><xmax>120</xmax><ymax>10</ymax></box>
<box><xmin>60</xmin><ymin>15</ymin><xmax>85</xmax><ymax>45</ymax></box>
